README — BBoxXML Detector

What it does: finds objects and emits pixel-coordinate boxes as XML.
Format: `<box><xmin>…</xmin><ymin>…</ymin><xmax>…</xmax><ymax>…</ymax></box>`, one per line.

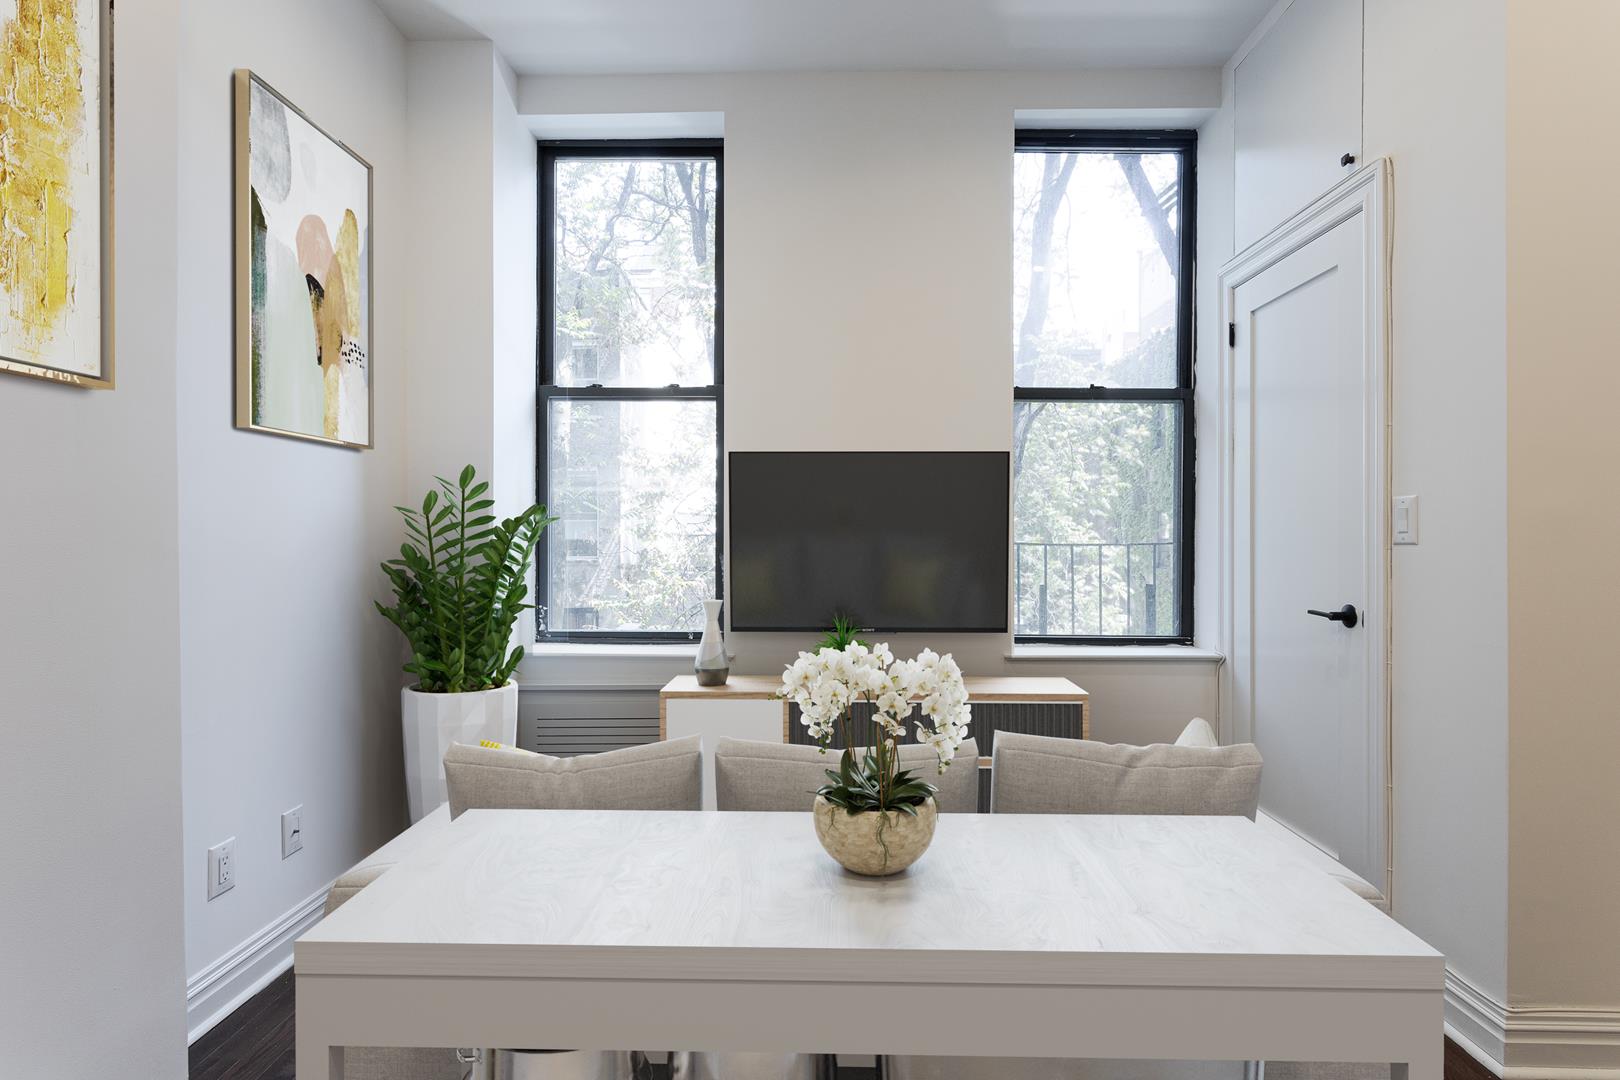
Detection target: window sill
<box><xmin>1006</xmin><ymin>643</ymin><xmax>1224</xmax><ymax>662</ymax></box>
<box><xmin>528</xmin><ymin>642</ymin><xmax>696</xmax><ymax>658</ymax></box>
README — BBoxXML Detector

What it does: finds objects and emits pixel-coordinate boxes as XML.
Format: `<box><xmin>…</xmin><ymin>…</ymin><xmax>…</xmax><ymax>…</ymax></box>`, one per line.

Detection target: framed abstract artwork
<box><xmin>0</xmin><ymin>0</ymin><xmax>114</xmax><ymax>389</ymax></box>
<box><xmin>234</xmin><ymin>70</ymin><xmax>373</xmax><ymax>449</ymax></box>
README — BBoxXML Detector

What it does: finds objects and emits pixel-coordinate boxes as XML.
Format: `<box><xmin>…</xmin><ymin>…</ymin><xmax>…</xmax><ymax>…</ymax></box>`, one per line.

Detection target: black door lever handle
<box><xmin>1306</xmin><ymin>604</ymin><xmax>1359</xmax><ymax>628</ymax></box>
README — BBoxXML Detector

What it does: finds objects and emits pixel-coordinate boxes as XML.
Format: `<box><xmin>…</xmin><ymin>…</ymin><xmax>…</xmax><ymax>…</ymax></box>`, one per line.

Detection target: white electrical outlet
<box><xmin>281</xmin><ymin>805</ymin><xmax>304</xmax><ymax>859</ymax></box>
<box><xmin>207</xmin><ymin>837</ymin><xmax>236</xmax><ymax>900</ymax></box>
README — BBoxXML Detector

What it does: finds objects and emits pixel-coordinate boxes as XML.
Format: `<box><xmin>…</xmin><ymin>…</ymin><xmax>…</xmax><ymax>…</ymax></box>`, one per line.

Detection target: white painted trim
<box><xmin>1216</xmin><ymin>160</ymin><xmax>1393</xmax><ymax>904</ymax></box>
<box><xmin>523</xmin><ymin>681</ymin><xmax>667</xmax><ymax>693</ymax></box>
<box><xmin>1444</xmin><ymin>966</ymin><xmax>1620</xmax><ymax>1078</ymax></box>
<box><xmin>1447</xmin><ymin>967</ymin><xmax>1509</xmax><ymax>1072</ymax></box>
<box><xmin>186</xmin><ymin>881</ymin><xmax>331</xmax><ymax>1044</ymax></box>
<box><xmin>527</xmin><ymin>111</ymin><xmax>724</xmax><ymax>140</ymax></box>
<box><xmin>528</xmin><ymin>642</ymin><xmax>696</xmax><ymax>658</ymax></box>
<box><xmin>1226</xmin><ymin>0</ymin><xmax>1298</xmax><ymax>75</ymax></box>
<box><xmin>1004</xmin><ymin>645</ymin><xmax>1225</xmax><ymax>662</ymax></box>
<box><xmin>1013</xmin><ymin>107</ymin><xmax>1217</xmax><ymax>130</ymax></box>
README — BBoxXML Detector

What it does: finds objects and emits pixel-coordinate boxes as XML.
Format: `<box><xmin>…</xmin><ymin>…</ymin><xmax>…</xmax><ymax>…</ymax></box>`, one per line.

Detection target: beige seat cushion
<box><xmin>320</xmin><ymin>804</ymin><xmax>466</xmax><ymax>1079</ymax></box>
<box><xmin>444</xmin><ymin>735</ymin><xmax>703</xmax><ymax>817</ymax></box>
<box><xmin>884</xmin><ymin>1058</ymin><xmax>1247</xmax><ymax>1080</ymax></box>
<box><xmin>991</xmin><ymin>731</ymin><xmax>1262</xmax><ymax>817</ymax></box>
<box><xmin>324</xmin><ymin>802</ymin><xmax>454</xmax><ymax>915</ymax></box>
<box><xmin>714</xmin><ymin>737</ymin><xmax>979</xmax><ymax>813</ymax></box>
<box><xmin>1255</xmin><ymin>809</ymin><xmax>1387</xmax><ymax>908</ymax></box>
<box><xmin>324</xmin><ymin>863</ymin><xmax>393</xmax><ymax>916</ymax></box>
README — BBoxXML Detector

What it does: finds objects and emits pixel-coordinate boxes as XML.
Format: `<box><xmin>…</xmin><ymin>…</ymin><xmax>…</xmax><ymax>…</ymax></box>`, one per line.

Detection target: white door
<box><xmin>1222</xmin><ymin>164</ymin><xmax>1389</xmax><ymax>895</ymax></box>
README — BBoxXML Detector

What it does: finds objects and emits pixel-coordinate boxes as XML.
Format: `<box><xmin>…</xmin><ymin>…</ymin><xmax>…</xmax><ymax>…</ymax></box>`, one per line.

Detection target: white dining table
<box><xmin>295</xmin><ymin>809</ymin><xmax>1443</xmax><ymax>1080</ymax></box>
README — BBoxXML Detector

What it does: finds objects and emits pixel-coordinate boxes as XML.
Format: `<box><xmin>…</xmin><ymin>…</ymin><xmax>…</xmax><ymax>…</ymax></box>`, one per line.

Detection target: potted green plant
<box><xmin>778</xmin><ymin>642</ymin><xmax>971</xmax><ymax>875</ymax></box>
<box><xmin>377</xmin><ymin>465</ymin><xmax>555</xmax><ymax>821</ymax></box>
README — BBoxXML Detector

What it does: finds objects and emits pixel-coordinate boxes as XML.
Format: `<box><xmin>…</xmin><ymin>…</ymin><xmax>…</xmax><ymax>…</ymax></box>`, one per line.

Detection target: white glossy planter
<box><xmin>401</xmin><ymin>682</ymin><xmax>518</xmax><ymax>822</ymax></box>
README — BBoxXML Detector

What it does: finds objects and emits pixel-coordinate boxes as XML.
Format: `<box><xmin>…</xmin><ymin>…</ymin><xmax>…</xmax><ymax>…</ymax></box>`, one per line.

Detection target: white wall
<box><xmin>404</xmin><ymin>42</ymin><xmax>538</xmax><ymax>566</ymax></box>
<box><xmin>516</xmin><ymin>69</ymin><xmax>1225</xmax><ymax>743</ymax></box>
<box><xmin>1504</xmin><ymin>0</ymin><xmax>1620</xmax><ymax>1041</ymax></box>
<box><xmin>1199</xmin><ymin>0</ymin><xmax>1513</xmax><ymax>1061</ymax></box>
<box><xmin>0</xmin><ymin>2</ymin><xmax>189</xmax><ymax>1076</ymax></box>
<box><xmin>1230</xmin><ymin>0</ymin><xmax>1362</xmax><ymax>250</ymax></box>
<box><xmin>492</xmin><ymin>55</ymin><xmax>539</xmax><ymax>539</ymax></box>
<box><xmin>405</xmin><ymin>41</ymin><xmax>498</xmax><ymax>499</ymax></box>
<box><xmin>1363</xmin><ymin>0</ymin><xmax>1511</xmax><ymax>1049</ymax></box>
<box><xmin>174</xmin><ymin>0</ymin><xmax>411</xmax><ymax>1036</ymax></box>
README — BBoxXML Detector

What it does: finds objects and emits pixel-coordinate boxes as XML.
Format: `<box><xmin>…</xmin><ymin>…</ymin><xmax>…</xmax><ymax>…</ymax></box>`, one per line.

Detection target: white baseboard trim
<box><xmin>186</xmin><ymin>881</ymin><xmax>331</xmax><ymax>1044</ymax></box>
<box><xmin>1448</xmin><ymin>967</ymin><xmax>1510</xmax><ymax>1072</ymax></box>
<box><xmin>1446</xmin><ymin>965</ymin><xmax>1620</xmax><ymax>1078</ymax></box>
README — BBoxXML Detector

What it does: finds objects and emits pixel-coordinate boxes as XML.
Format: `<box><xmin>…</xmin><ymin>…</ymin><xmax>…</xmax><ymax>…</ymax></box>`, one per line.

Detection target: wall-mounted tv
<box><xmin>728</xmin><ymin>451</ymin><xmax>1010</xmax><ymax>633</ymax></box>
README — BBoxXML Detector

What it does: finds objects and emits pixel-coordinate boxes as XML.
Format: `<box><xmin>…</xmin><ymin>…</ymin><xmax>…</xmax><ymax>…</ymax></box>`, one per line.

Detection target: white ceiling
<box><xmin>374</xmin><ymin>0</ymin><xmax>1276</xmax><ymax>75</ymax></box>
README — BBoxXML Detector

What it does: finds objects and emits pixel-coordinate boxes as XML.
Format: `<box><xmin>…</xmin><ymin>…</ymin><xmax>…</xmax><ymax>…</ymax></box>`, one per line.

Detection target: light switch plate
<box><xmin>1393</xmin><ymin>495</ymin><xmax>1419</xmax><ymax>545</ymax></box>
<box><xmin>281</xmin><ymin>805</ymin><xmax>303</xmax><ymax>859</ymax></box>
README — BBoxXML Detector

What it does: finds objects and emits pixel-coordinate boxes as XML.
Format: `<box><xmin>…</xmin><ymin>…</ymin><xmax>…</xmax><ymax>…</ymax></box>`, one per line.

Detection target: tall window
<box><xmin>538</xmin><ymin>141</ymin><xmax>723</xmax><ymax>641</ymax></box>
<box><xmin>1012</xmin><ymin>131</ymin><xmax>1194</xmax><ymax>644</ymax></box>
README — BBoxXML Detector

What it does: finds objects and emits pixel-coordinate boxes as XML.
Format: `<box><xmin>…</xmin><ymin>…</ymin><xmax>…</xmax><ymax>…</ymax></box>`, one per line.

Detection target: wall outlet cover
<box><xmin>207</xmin><ymin>837</ymin><xmax>235</xmax><ymax>901</ymax></box>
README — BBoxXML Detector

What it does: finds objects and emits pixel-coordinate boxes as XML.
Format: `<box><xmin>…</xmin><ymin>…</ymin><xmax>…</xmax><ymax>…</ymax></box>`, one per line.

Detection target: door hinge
<box><xmin>1228</xmin><ymin>322</ymin><xmax>1237</xmax><ymax>348</ymax></box>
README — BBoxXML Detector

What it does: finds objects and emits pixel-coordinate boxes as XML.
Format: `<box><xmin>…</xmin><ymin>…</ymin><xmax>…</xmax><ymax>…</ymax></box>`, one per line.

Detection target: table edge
<box><xmin>294</xmin><ymin>941</ymin><xmax>1443</xmax><ymax>991</ymax></box>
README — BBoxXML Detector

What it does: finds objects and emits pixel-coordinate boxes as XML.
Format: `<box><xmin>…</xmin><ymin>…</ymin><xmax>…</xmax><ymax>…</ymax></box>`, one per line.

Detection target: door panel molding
<box><xmin>1216</xmin><ymin>159</ymin><xmax>1392</xmax><ymax>902</ymax></box>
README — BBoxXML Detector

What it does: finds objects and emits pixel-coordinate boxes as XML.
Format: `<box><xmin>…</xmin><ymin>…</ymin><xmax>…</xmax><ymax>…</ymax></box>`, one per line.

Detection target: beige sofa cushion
<box><xmin>1173</xmin><ymin>717</ymin><xmax>1220</xmax><ymax>748</ymax></box>
<box><xmin>714</xmin><ymin>737</ymin><xmax>980</xmax><ymax>813</ymax></box>
<box><xmin>444</xmin><ymin>736</ymin><xmax>703</xmax><ymax>818</ymax></box>
<box><xmin>991</xmin><ymin>731</ymin><xmax>1262</xmax><ymax>817</ymax></box>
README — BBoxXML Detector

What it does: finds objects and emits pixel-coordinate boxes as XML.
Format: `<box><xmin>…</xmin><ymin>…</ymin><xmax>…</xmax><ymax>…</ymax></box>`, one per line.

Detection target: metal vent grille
<box><xmin>785</xmin><ymin>701</ymin><xmax>1084</xmax><ymax>755</ymax></box>
<box><xmin>527</xmin><ymin>719</ymin><xmax>660</xmax><ymax>757</ymax></box>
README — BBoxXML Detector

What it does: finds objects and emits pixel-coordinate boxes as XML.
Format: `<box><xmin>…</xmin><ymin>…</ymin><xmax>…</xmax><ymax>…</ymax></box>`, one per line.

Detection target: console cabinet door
<box><xmin>1235</xmin><ymin>0</ymin><xmax>1363</xmax><ymax>250</ymax></box>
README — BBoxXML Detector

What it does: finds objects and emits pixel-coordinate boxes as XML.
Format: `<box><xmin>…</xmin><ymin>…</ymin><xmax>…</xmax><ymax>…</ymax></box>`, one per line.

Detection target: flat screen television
<box><xmin>728</xmin><ymin>451</ymin><xmax>1010</xmax><ymax>633</ymax></box>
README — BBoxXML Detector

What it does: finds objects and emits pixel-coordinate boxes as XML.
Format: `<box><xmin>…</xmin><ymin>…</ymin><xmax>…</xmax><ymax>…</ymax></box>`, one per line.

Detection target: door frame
<box><xmin>1216</xmin><ymin>159</ymin><xmax>1393</xmax><ymax>902</ymax></box>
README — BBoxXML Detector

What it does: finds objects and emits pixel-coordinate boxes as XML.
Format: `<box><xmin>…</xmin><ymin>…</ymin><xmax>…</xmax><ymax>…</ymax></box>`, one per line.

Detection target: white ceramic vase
<box><xmin>401</xmin><ymin>682</ymin><xmax>518</xmax><ymax>822</ymax></box>
<box><xmin>694</xmin><ymin>598</ymin><xmax>732</xmax><ymax>686</ymax></box>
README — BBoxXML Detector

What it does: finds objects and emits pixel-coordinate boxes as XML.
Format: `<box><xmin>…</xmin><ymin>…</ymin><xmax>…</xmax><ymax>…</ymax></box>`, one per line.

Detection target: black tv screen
<box><xmin>728</xmin><ymin>451</ymin><xmax>1009</xmax><ymax>633</ymax></box>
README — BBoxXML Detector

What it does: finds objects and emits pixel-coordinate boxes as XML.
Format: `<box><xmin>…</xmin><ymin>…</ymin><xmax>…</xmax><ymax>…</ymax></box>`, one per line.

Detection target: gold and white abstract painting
<box><xmin>0</xmin><ymin>0</ymin><xmax>110</xmax><ymax>387</ymax></box>
<box><xmin>235</xmin><ymin>70</ymin><xmax>372</xmax><ymax>448</ymax></box>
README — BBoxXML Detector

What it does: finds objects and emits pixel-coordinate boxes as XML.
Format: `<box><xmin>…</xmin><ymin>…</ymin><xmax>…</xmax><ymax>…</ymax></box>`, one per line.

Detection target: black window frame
<box><xmin>536</xmin><ymin>139</ymin><xmax>725</xmax><ymax>644</ymax></box>
<box><xmin>1012</xmin><ymin>129</ymin><xmax>1196</xmax><ymax>646</ymax></box>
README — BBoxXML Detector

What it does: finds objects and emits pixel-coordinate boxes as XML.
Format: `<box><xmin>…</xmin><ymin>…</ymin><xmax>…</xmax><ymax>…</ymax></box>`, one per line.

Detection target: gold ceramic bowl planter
<box><xmin>813</xmin><ymin>795</ymin><xmax>937</xmax><ymax>876</ymax></box>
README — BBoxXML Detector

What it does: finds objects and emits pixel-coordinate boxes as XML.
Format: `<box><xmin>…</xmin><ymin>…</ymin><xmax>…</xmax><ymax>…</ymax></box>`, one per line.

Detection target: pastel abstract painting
<box><xmin>235</xmin><ymin>71</ymin><xmax>372</xmax><ymax>448</ymax></box>
<box><xmin>0</xmin><ymin>0</ymin><xmax>110</xmax><ymax>387</ymax></box>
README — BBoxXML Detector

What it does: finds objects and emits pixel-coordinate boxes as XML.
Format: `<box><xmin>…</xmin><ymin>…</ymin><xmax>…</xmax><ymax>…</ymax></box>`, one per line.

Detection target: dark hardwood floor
<box><xmin>189</xmin><ymin>970</ymin><xmax>296</xmax><ymax>1080</ymax></box>
<box><xmin>1443</xmin><ymin>1041</ymin><xmax>1496</xmax><ymax>1080</ymax></box>
<box><xmin>190</xmin><ymin>969</ymin><xmax>1497</xmax><ymax>1080</ymax></box>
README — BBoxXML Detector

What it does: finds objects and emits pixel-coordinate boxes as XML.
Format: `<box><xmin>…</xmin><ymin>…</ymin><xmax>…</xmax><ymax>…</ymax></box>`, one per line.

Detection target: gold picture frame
<box><xmin>0</xmin><ymin>0</ymin><xmax>115</xmax><ymax>389</ymax></box>
<box><xmin>233</xmin><ymin>69</ymin><xmax>374</xmax><ymax>449</ymax></box>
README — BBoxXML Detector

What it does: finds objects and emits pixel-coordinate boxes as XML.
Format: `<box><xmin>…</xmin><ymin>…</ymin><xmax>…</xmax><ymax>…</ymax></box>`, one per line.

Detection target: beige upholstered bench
<box><xmin>322</xmin><ymin>803</ymin><xmax>465</xmax><ymax>1080</ymax></box>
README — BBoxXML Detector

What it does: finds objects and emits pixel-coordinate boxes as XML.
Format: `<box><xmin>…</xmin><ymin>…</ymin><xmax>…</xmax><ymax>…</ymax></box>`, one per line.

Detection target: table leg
<box><xmin>295</xmin><ymin>972</ymin><xmax>344</xmax><ymax>1080</ymax></box>
<box><xmin>294</xmin><ymin>1042</ymin><xmax>343</xmax><ymax>1080</ymax></box>
<box><xmin>1392</xmin><ymin>1034</ymin><xmax>1443</xmax><ymax>1080</ymax></box>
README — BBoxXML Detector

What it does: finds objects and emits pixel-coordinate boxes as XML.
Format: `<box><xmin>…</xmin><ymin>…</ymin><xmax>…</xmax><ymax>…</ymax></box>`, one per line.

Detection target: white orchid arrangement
<box><xmin>779</xmin><ymin>642</ymin><xmax>971</xmax><ymax>814</ymax></box>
